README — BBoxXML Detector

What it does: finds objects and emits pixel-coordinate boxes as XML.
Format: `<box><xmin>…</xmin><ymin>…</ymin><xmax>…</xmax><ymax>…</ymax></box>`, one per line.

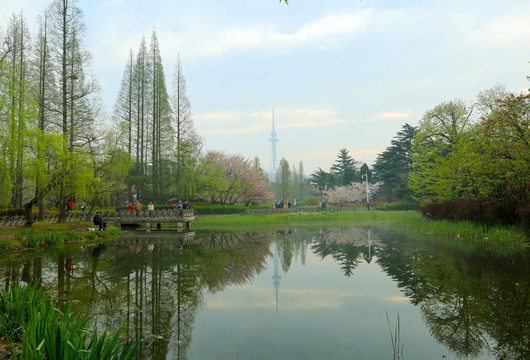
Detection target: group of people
<box><xmin>91</xmin><ymin>199</ymin><xmax>192</xmax><ymax>230</ymax></box>
<box><xmin>126</xmin><ymin>200</ymin><xmax>145</xmax><ymax>211</ymax></box>
<box><xmin>65</xmin><ymin>198</ymin><xmax>88</xmax><ymax>214</ymax></box>
<box><xmin>274</xmin><ymin>200</ymin><xmax>293</xmax><ymax>209</ymax></box>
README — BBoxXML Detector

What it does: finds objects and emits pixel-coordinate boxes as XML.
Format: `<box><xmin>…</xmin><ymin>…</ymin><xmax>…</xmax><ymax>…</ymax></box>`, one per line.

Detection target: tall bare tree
<box><xmin>171</xmin><ymin>53</ymin><xmax>200</xmax><ymax>201</ymax></box>
<box><xmin>113</xmin><ymin>49</ymin><xmax>135</xmax><ymax>202</ymax></box>
<box><xmin>4</xmin><ymin>12</ymin><xmax>32</xmax><ymax>209</ymax></box>
<box><xmin>47</xmin><ymin>0</ymin><xmax>99</xmax><ymax>221</ymax></box>
<box><xmin>32</xmin><ymin>13</ymin><xmax>55</xmax><ymax>219</ymax></box>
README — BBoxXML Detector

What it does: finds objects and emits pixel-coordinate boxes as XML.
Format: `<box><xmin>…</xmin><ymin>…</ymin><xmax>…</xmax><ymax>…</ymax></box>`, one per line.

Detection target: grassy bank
<box><xmin>196</xmin><ymin>210</ymin><xmax>529</xmax><ymax>247</ymax></box>
<box><xmin>0</xmin><ymin>211</ymin><xmax>527</xmax><ymax>254</ymax></box>
<box><xmin>0</xmin><ymin>221</ymin><xmax>119</xmax><ymax>255</ymax></box>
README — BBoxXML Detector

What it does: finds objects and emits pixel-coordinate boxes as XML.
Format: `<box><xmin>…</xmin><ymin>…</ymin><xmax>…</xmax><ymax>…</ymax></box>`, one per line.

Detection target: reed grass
<box><xmin>386</xmin><ymin>311</ymin><xmax>404</xmax><ymax>359</ymax></box>
<box><xmin>0</xmin><ymin>282</ymin><xmax>137</xmax><ymax>359</ymax></box>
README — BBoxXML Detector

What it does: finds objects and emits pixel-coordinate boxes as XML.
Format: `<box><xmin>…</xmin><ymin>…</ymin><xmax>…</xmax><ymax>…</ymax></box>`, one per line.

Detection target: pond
<box><xmin>1</xmin><ymin>225</ymin><xmax>529</xmax><ymax>360</ymax></box>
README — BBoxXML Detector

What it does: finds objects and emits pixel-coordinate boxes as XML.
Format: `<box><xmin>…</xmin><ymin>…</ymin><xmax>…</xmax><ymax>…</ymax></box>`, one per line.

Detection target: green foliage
<box><xmin>377</xmin><ymin>200</ymin><xmax>419</xmax><ymax>211</ymax></box>
<box><xmin>477</xmin><ymin>92</ymin><xmax>530</xmax><ymax>198</ymax></box>
<box><xmin>373</xmin><ymin>123</ymin><xmax>415</xmax><ymax>202</ymax></box>
<box><xmin>407</xmin><ymin>89</ymin><xmax>529</xmax><ymax>210</ymax></box>
<box><xmin>300</xmin><ymin>196</ymin><xmax>320</xmax><ymax>206</ymax></box>
<box><xmin>273</xmin><ymin>157</ymin><xmax>293</xmax><ymax>201</ymax></box>
<box><xmin>0</xmin><ymin>283</ymin><xmax>137</xmax><ymax>359</ymax></box>
<box><xmin>310</xmin><ymin>168</ymin><xmax>335</xmax><ymax>194</ymax></box>
<box><xmin>15</xmin><ymin>229</ymin><xmax>41</xmax><ymax>247</ymax></box>
<box><xmin>193</xmin><ymin>203</ymin><xmax>270</xmax><ymax>215</ymax></box>
<box><xmin>331</xmin><ymin>148</ymin><xmax>359</xmax><ymax>186</ymax></box>
<box><xmin>409</xmin><ymin>100</ymin><xmax>478</xmax><ymax>204</ymax></box>
<box><xmin>0</xmin><ymin>282</ymin><xmax>44</xmax><ymax>343</ymax></box>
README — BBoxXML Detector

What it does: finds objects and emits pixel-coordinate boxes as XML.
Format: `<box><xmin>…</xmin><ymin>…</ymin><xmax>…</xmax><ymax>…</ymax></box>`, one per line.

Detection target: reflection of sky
<box><xmin>187</xmin><ymin>243</ymin><xmax>484</xmax><ymax>360</ymax></box>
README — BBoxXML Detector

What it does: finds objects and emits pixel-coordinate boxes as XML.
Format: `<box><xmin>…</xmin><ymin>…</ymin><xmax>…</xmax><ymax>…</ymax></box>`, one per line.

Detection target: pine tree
<box><xmin>331</xmin><ymin>148</ymin><xmax>359</xmax><ymax>186</ymax></box>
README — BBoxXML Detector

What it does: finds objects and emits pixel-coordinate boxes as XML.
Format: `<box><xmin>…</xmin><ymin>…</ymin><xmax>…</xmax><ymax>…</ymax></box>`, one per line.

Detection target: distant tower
<box><xmin>269</xmin><ymin>107</ymin><xmax>279</xmax><ymax>176</ymax></box>
<box><xmin>272</xmin><ymin>242</ymin><xmax>282</xmax><ymax>313</ymax></box>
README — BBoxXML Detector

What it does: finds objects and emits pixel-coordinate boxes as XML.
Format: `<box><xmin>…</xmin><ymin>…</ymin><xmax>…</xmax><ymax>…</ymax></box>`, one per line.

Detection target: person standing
<box><xmin>177</xmin><ymin>201</ymin><xmax>183</xmax><ymax>216</ymax></box>
<box><xmin>135</xmin><ymin>200</ymin><xmax>142</xmax><ymax>216</ymax></box>
<box><xmin>148</xmin><ymin>201</ymin><xmax>154</xmax><ymax>217</ymax></box>
<box><xmin>81</xmin><ymin>201</ymin><xmax>87</xmax><ymax>214</ymax></box>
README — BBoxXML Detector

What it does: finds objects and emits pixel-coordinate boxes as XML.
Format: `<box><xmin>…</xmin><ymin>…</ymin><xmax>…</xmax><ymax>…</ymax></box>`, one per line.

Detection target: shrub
<box><xmin>421</xmin><ymin>197</ymin><xmax>529</xmax><ymax>231</ymax></box>
<box><xmin>300</xmin><ymin>196</ymin><xmax>320</xmax><ymax>206</ymax></box>
<box><xmin>193</xmin><ymin>204</ymin><xmax>270</xmax><ymax>215</ymax></box>
<box><xmin>377</xmin><ymin>200</ymin><xmax>420</xmax><ymax>211</ymax></box>
<box><xmin>0</xmin><ymin>208</ymin><xmax>26</xmax><ymax>217</ymax></box>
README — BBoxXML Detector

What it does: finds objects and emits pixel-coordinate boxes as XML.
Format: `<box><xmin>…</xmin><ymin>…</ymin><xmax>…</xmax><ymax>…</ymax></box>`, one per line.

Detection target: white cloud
<box><xmin>195</xmin><ymin>108</ymin><xmax>349</xmax><ymax>136</ymax></box>
<box><xmin>465</xmin><ymin>14</ymin><xmax>530</xmax><ymax>45</ymax></box>
<box><xmin>375</xmin><ymin>111</ymin><xmax>412</xmax><ymax>119</ymax></box>
<box><xmin>172</xmin><ymin>10</ymin><xmax>372</xmax><ymax>58</ymax></box>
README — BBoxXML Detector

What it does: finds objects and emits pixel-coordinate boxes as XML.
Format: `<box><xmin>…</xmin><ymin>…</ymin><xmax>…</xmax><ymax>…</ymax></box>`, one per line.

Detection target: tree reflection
<box><xmin>0</xmin><ymin>226</ymin><xmax>528</xmax><ymax>360</ymax></box>
<box><xmin>0</xmin><ymin>231</ymin><xmax>272</xmax><ymax>360</ymax></box>
<box><xmin>311</xmin><ymin>226</ymin><xmax>382</xmax><ymax>277</ymax></box>
<box><xmin>374</xmin><ymin>227</ymin><xmax>530</xmax><ymax>359</ymax></box>
<box><xmin>411</xmin><ymin>249</ymin><xmax>530</xmax><ymax>359</ymax></box>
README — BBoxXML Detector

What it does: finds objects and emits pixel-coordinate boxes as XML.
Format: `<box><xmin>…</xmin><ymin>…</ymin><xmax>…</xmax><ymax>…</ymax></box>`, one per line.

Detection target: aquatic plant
<box><xmin>386</xmin><ymin>311</ymin><xmax>404</xmax><ymax>359</ymax></box>
<box><xmin>0</xmin><ymin>282</ymin><xmax>137</xmax><ymax>359</ymax></box>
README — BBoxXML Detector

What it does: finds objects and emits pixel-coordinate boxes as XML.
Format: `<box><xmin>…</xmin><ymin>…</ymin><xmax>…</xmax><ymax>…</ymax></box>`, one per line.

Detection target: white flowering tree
<box><xmin>324</xmin><ymin>181</ymin><xmax>382</xmax><ymax>205</ymax></box>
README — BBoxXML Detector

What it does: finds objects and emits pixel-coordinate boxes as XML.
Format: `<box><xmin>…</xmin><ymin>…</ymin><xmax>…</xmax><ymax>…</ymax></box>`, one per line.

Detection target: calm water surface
<box><xmin>1</xmin><ymin>225</ymin><xmax>529</xmax><ymax>360</ymax></box>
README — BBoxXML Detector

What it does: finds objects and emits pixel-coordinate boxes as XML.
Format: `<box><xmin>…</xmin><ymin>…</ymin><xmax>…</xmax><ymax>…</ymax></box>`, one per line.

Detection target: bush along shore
<box><xmin>0</xmin><ymin>282</ymin><xmax>137</xmax><ymax>359</ymax></box>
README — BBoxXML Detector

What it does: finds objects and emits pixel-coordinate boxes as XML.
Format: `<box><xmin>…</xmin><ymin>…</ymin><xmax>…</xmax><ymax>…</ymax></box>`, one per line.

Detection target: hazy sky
<box><xmin>2</xmin><ymin>0</ymin><xmax>530</xmax><ymax>174</ymax></box>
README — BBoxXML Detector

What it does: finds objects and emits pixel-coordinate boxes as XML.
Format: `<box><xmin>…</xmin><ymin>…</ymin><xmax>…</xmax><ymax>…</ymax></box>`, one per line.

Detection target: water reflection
<box><xmin>0</xmin><ymin>226</ymin><xmax>528</xmax><ymax>360</ymax></box>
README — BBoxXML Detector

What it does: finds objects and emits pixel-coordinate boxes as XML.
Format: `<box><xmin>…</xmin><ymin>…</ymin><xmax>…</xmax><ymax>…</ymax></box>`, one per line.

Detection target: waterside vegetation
<box><xmin>196</xmin><ymin>210</ymin><xmax>528</xmax><ymax>247</ymax></box>
<box><xmin>0</xmin><ymin>221</ymin><xmax>119</xmax><ymax>255</ymax></box>
<box><xmin>0</xmin><ymin>283</ymin><xmax>137</xmax><ymax>359</ymax></box>
<box><xmin>0</xmin><ymin>211</ymin><xmax>527</xmax><ymax>258</ymax></box>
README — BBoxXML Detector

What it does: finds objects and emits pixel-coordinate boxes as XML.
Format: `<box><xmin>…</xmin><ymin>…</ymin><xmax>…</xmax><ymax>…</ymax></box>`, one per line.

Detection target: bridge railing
<box><xmin>0</xmin><ymin>209</ymin><xmax>195</xmax><ymax>227</ymax></box>
<box><xmin>100</xmin><ymin>208</ymin><xmax>195</xmax><ymax>220</ymax></box>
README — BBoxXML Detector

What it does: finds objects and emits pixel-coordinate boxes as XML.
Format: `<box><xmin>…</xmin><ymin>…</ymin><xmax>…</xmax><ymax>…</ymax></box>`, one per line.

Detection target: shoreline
<box><xmin>0</xmin><ymin>211</ymin><xmax>528</xmax><ymax>256</ymax></box>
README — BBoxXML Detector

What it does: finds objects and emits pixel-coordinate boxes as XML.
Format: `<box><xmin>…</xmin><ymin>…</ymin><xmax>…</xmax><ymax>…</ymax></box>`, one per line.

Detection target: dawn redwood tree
<box><xmin>274</xmin><ymin>157</ymin><xmax>292</xmax><ymax>202</ymax></box>
<box><xmin>4</xmin><ymin>12</ymin><xmax>32</xmax><ymax>209</ymax></box>
<box><xmin>171</xmin><ymin>53</ymin><xmax>201</xmax><ymax>202</ymax></box>
<box><xmin>130</xmin><ymin>36</ymin><xmax>151</xmax><ymax>201</ymax></box>
<box><xmin>113</xmin><ymin>49</ymin><xmax>135</xmax><ymax>202</ymax></box>
<box><xmin>47</xmin><ymin>0</ymin><xmax>99</xmax><ymax>222</ymax></box>
<box><xmin>297</xmin><ymin>161</ymin><xmax>305</xmax><ymax>201</ymax></box>
<box><xmin>149</xmin><ymin>30</ymin><xmax>172</xmax><ymax>202</ymax></box>
<box><xmin>32</xmin><ymin>13</ymin><xmax>56</xmax><ymax>219</ymax></box>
